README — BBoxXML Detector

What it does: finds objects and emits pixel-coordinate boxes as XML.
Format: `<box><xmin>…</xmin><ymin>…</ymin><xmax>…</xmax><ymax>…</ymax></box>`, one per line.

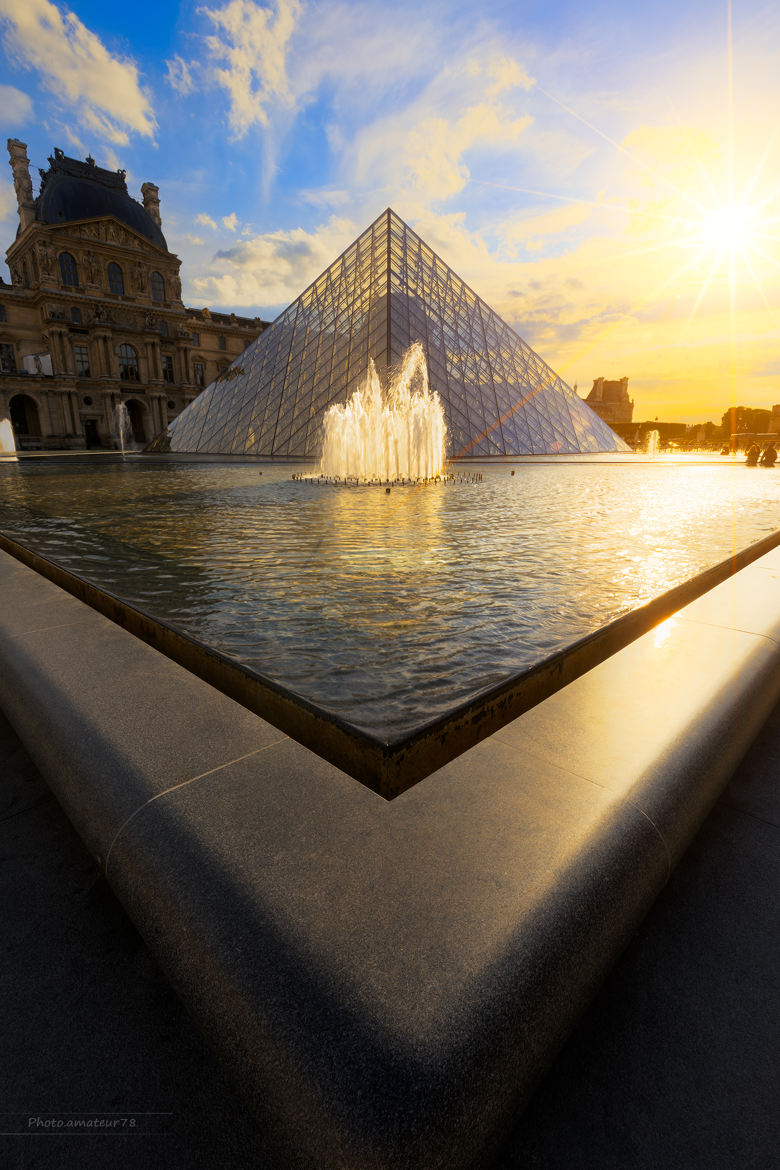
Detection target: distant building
<box><xmin>771</xmin><ymin>405</ymin><xmax>780</xmax><ymax>436</ymax></box>
<box><xmin>0</xmin><ymin>140</ymin><xmax>268</xmax><ymax>450</ymax></box>
<box><xmin>585</xmin><ymin>376</ymin><xmax>634</xmax><ymax>425</ymax></box>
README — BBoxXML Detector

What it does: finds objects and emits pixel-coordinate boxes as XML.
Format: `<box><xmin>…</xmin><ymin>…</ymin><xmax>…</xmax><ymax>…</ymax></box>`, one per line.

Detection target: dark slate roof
<box><xmin>36</xmin><ymin>149</ymin><xmax>167</xmax><ymax>250</ymax></box>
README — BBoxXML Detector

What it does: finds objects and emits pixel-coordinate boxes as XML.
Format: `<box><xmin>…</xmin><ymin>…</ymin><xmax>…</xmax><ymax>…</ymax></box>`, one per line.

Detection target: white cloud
<box><xmin>498</xmin><ymin>202</ymin><xmax>596</xmax><ymax>256</ymax></box>
<box><xmin>191</xmin><ymin>214</ymin><xmax>355</xmax><ymax>309</ymax></box>
<box><xmin>0</xmin><ymin>0</ymin><xmax>156</xmax><ymax>144</ymax></box>
<box><xmin>196</xmin><ymin>212</ymin><xmax>218</xmax><ymax>229</ymax></box>
<box><xmin>102</xmin><ymin>147</ymin><xmax>122</xmax><ymax>172</ymax></box>
<box><xmin>186</xmin><ymin>234</ymin><xmax>206</xmax><ymax>246</ymax></box>
<box><xmin>298</xmin><ymin>187</ymin><xmax>352</xmax><ymax>211</ymax></box>
<box><xmin>222</xmin><ymin>212</ymin><xmax>238</xmax><ymax>231</ymax></box>
<box><xmin>285</xmin><ymin>1</ymin><xmax>439</xmax><ymax>101</ymax></box>
<box><xmin>0</xmin><ymin>83</ymin><xmax>33</xmax><ymax>123</ymax></box>
<box><xmin>485</xmin><ymin>56</ymin><xmax>534</xmax><ymax>97</ymax></box>
<box><xmin>200</xmin><ymin>0</ymin><xmax>301</xmax><ymax>137</ymax></box>
<box><xmin>347</xmin><ymin>55</ymin><xmax>535</xmax><ymax>205</ymax></box>
<box><xmin>0</xmin><ymin>178</ymin><xmax>17</xmax><ymax>222</ymax></box>
<box><xmin>165</xmin><ymin>54</ymin><xmax>195</xmax><ymax>96</ymax></box>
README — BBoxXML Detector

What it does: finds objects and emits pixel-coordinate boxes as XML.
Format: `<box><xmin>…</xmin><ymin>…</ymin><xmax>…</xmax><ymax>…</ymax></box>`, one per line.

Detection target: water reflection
<box><xmin>0</xmin><ymin>458</ymin><xmax>776</xmax><ymax>736</ymax></box>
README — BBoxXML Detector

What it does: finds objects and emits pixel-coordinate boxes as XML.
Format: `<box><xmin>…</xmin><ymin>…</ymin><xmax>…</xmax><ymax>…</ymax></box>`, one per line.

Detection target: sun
<box><xmin>696</xmin><ymin>201</ymin><xmax>760</xmax><ymax>256</ymax></box>
<box><xmin>670</xmin><ymin>178</ymin><xmax>780</xmax><ymax>318</ymax></box>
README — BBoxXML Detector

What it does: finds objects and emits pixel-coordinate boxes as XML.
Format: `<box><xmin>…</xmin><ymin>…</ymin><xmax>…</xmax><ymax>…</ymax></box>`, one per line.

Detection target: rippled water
<box><xmin>0</xmin><ymin>455</ymin><xmax>777</xmax><ymax>736</ymax></box>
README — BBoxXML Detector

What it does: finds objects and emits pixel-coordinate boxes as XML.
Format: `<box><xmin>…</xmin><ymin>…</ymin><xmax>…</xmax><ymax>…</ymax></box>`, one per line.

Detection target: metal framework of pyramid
<box><xmin>155</xmin><ymin>209</ymin><xmax>629</xmax><ymax>458</ymax></box>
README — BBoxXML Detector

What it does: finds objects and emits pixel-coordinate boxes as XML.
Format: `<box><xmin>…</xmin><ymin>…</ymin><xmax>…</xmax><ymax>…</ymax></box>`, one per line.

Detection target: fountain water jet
<box><xmin>0</xmin><ymin>417</ymin><xmax>16</xmax><ymax>459</ymax></box>
<box><xmin>642</xmin><ymin>429</ymin><xmax>661</xmax><ymax>457</ymax></box>
<box><xmin>319</xmin><ymin>343</ymin><xmax>446</xmax><ymax>480</ymax></box>
<box><xmin>112</xmin><ymin>402</ymin><xmax>132</xmax><ymax>457</ymax></box>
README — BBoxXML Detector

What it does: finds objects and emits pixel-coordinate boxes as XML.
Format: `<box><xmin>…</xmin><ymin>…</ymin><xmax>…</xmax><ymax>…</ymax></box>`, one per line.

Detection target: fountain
<box><xmin>0</xmin><ymin>417</ymin><xmax>16</xmax><ymax>459</ymax></box>
<box><xmin>112</xmin><ymin>401</ymin><xmax>132</xmax><ymax>457</ymax></box>
<box><xmin>642</xmin><ymin>429</ymin><xmax>661</xmax><ymax>457</ymax></box>
<box><xmin>319</xmin><ymin>343</ymin><xmax>446</xmax><ymax>480</ymax></box>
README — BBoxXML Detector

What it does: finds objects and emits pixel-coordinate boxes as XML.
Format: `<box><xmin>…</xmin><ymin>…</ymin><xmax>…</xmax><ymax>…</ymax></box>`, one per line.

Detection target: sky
<box><xmin>0</xmin><ymin>0</ymin><xmax>778</xmax><ymax>423</ymax></box>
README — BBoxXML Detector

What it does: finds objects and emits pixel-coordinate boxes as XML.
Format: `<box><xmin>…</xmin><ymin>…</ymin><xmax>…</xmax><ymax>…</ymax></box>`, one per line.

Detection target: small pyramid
<box><xmin>155</xmin><ymin>209</ymin><xmax>629</xmax><ymax>457</ymax></box>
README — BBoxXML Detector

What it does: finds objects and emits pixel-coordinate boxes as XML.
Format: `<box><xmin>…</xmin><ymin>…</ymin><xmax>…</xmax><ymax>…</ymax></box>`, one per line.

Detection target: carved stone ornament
<box><xmin>106</xmin><ymin>222</ymin><xmax>128</xmax><ymax>245</ymax></box>
<box><xmin>84</xmin><ymin>251</ymin><xmax>100</xmax><ymax>283</ymax></box>
<box><xmin>111</xmin><ymin>308</ymin><xmax>140</xmax><ymax>329</ymax></box>
<box><xmin>15</xmin><ymin>168</ymin><xmax>33</xmax><ymax>204</ymax></box>
<box><xmin>38</xmin><ymin>240</ymin><xmax>55</xmax><ymax>275</ymax></box>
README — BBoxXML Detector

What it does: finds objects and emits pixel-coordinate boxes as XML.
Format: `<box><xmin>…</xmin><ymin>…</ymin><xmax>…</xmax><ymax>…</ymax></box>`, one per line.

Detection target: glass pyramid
<box><xmin>154</xmin><ymin>209</ymin><xmax>630</xmax><ymax>457</ymax></box>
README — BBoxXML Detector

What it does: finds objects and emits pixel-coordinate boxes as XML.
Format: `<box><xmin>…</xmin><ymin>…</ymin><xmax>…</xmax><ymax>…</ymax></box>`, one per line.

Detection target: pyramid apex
<box><xmin>152</xmin><ymin>212</ymin><xmax>630</xmax><ymax>459</ymax></box>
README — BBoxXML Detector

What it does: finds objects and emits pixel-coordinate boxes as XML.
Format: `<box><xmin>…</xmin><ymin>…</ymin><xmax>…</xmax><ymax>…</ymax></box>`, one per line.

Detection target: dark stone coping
<box><xmin>1</xmin><ymin>526</ymin><xmax>779</xmax><ymax>798</ymax></box>
<box><xmin>0</xmin><ymin>543</ymin><xmax>779</xmax><ymax>1168</ymax></box>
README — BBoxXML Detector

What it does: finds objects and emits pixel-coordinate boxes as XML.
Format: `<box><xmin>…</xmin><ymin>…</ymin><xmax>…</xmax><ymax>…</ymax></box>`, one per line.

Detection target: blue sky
<box><xmin>1</xmin><ymin>0</ymin><xmax>778</xmax><ymax>421</ymax></box>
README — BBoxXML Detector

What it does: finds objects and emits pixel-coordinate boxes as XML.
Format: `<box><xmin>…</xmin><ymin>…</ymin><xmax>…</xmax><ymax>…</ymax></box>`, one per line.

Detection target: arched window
<box><xmin>118</xmin><ymin>343</ymin><xmax>139</xmax><ymax>381</ymax></box>
<box><xmin>150</xmin><ymin>271</ymin><xmax>165</xmax><ymax>302</ymax></box>
<box><xmin>107</xmin><ymin>262</ymin><xmax>124</xmax><ymax>295</ymax></box>
<box><xmin>0</xmin><ymin>305</ymin><xmax>6</xmax><ymax>322</ymax></box>
<box><xmin>59</xmin><ymin>252</ymin><xmax>79</xmax><ymax>287</ymax></box>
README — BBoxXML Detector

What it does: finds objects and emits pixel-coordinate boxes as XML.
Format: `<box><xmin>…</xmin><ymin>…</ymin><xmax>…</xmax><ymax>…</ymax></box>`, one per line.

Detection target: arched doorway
<box><xmin>124</xmin><ymin>398</ymin><xmax>146</xmax><ymax>443</ymax></box>
<box><xmin>9</xmin><ymin>395</ymin><xmax>41</xmax><ymax>446</ymax></box>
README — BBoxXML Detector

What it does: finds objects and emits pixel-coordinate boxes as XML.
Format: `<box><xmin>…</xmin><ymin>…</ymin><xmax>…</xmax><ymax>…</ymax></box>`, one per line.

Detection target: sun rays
<box><xmin>467</xmin><ymin>0</ymin><xmax>779</xmax><ymax>425</ymax></box>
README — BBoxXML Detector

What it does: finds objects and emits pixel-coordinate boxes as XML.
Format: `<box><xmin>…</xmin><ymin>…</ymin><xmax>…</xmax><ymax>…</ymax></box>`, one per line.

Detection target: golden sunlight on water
<box><xmin>0</xmin><ymin>458</ymin><xmax>776</xmax><ymax>735</ymax></box>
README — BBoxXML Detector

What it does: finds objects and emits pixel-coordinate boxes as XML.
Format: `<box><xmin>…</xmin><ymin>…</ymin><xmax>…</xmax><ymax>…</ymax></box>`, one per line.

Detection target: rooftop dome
<box><xmin>35</xmin><ymin>149</ymin><xmax>167</xmax><ymax>250</ymax></box>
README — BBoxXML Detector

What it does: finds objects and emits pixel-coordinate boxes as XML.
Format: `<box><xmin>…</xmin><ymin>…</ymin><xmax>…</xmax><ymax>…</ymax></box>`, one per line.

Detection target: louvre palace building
<box><xmin>0</xmin><ymin>139</ymin><xmax>267</xmax><ymax>450</ymax></box>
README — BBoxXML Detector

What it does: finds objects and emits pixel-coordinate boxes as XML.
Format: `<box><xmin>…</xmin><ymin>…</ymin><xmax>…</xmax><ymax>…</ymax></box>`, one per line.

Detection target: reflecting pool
<box><xmin>0</xmin><ymin>455</ymin><xmax>777</xmax><ymax>737</ymax></box>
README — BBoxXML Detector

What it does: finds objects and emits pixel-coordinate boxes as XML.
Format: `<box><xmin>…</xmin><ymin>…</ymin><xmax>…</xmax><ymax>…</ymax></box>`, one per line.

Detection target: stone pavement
<box><xmin>1</xmin><ymin>696</ymin><xmax>778</xmax><ymax>1170</ymax></box>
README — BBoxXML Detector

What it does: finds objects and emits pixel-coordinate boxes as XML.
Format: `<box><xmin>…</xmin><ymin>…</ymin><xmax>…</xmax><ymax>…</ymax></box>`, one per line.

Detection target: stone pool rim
<box><xmin>0</xmin><ymin>537</ymin><xmax>779</xmax><ymax>1169</ymax></box>
<box><xmin>0</xmin><ymin>524</ymin><xmax>779</xmax><ymax>799</ymax></box>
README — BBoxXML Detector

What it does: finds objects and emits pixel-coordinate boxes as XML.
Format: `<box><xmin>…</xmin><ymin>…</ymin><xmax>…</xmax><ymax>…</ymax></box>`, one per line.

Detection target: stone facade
<box><xmin>0</xmin><ymin>141</ymin><xmax>267</xmax><ymax>450</ymax></box>
<box><xmin>584</xmin><ymin>376</ymin><xmax>634</xmax><ymax>425</ymax></box>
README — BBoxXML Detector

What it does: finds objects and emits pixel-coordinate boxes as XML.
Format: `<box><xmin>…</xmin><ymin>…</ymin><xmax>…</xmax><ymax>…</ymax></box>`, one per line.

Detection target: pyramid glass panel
<box><xmin>152</xmin><ymin>210</ymin><xmax>630</xmax><ymax>457</ymax></box>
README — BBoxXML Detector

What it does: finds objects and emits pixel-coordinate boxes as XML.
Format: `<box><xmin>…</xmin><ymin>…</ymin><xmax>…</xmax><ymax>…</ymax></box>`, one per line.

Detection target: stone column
<box><xmin>103</xmin><ymin>335</ymin><xmax>119</xmax><ymax>379</ymax></box>
<box><xmin>70</xmin><ymin>392</ymin><xmax>81</xmax><ymax>436</ymax></box>
<box><xmin>146</xmin><ymin>339</ymin><xmax>161</xmax><ymax>382</ymax></box>
<box><xmin>149</xmin><ymin>393</ymin><xmax>165</xmax><ymax>435</ymax></box>
<box><xmin>64</xmin><ymin>390</ymin><xmax>77</xmax><ymax>434</ymax></box>
<box><xmin>50</xmin><ymin>329</ymin><xmax>72</xmax><ymax>375</ymax></box>
<box><xmin>177</xmin><ymin>342</ymin><xmax>191</xmax><ymax>383</ymax></box>
<box><xmin>104</xmin><ymin>394</ymin><xmax>117</xmax><ymax>442</ymax></box>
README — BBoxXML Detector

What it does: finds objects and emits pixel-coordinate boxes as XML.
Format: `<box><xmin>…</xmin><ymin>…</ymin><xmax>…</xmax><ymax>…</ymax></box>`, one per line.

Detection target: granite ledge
<box><xmin>0</xmin><ymin>545</ymin><xmax>779</xmax><ymax>1167</ymax></box>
